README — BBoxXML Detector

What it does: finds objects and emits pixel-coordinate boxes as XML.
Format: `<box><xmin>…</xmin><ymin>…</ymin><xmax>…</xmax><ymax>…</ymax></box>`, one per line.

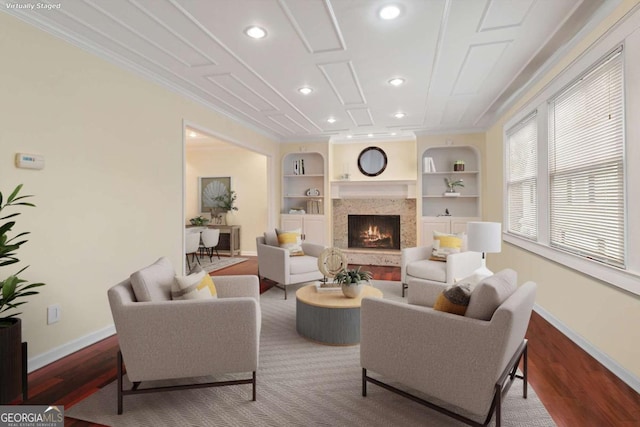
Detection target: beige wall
<box><xmin>0</xmin><ymin>13</ymin><xmax>278</xmax><ymax>364</ymax></box>
<box><xmin>484</xmin><ymin>1</ymin><xmax>640</xmax><ymax>381</ymax></box>
<box><xmin>330</xmin><ymin>139</ymin><xmax>417</xmax><ymax>181</ymax></box>
<box><xmin>186</xmin><ymin>145</ymin><xmax>268</xmax><ymax>255</ymax></box>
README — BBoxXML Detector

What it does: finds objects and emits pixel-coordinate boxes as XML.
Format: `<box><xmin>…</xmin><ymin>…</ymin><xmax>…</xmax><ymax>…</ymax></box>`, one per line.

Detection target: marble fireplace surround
<box><xmin>332</xmin><ymin>198</ymin><xmax>416</xmax><ymax>266</ymax></box>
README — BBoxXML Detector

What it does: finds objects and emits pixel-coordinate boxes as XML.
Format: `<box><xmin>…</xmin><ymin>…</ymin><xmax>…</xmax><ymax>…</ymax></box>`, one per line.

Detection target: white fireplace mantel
<box><xmin>330</xmin><ymin>180</ymin><xmax>416</xmax><ymax>199</ymax></box>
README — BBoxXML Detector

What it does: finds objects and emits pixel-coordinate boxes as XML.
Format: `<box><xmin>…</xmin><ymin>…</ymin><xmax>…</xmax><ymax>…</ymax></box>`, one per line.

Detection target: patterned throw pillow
<box><xmin>430</xmin><ymin>231</ymin><xmax>464</xmax><ymax>261</ymax></box>
<box><xmin>171</xmin><ymin>265</ymin><xmax>218</xmax><ymax>300</ymax></box>
<box><xmin>433</xmin><ymin>283</ymin><xmax>472</xmax><ymax>315</ymax></box>
<box><xmin>276</xmin><ymin>228</ymin><xmax>305</xmax><ymax>256</ymax></box>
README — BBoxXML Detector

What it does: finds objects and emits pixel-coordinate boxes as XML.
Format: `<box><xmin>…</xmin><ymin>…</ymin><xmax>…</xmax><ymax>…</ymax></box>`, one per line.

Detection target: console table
<box><xmin>208</xmin><ymin>225</ymin><xmax>241</xmax><ymax>257</ymax></box>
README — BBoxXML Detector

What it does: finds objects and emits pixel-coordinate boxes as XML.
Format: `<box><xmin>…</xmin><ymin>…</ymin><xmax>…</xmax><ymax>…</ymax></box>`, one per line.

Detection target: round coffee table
<box><xmin>295</xmin><ymin>284</ymin><xmax>383</xmax><ymax>345</ymax></box>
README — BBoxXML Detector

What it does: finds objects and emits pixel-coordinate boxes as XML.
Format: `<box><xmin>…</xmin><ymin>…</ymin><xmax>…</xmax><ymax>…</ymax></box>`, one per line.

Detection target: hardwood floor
<box><xmin>21</xmin><ymin>258</ymin><xmax>640</xmax><ymax>426</ymax></box>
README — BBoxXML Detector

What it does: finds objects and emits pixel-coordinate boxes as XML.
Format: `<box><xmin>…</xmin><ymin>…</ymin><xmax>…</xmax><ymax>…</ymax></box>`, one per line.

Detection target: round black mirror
<box><xmin>357</xmin><ymin>147</ymin><xmax>387</xmax><ymax>177</ymax></box>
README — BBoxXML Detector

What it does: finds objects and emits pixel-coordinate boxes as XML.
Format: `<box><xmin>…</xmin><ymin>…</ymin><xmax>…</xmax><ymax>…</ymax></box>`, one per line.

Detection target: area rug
<box><xmin>197</xmin><ymin>256</ymin><xmax>247</xmax><ymax>273</ymax></box>
<box><xmin>67</xmin><ymin>281</ymin><xmax>555</xmax><ymax>426</ymax></box>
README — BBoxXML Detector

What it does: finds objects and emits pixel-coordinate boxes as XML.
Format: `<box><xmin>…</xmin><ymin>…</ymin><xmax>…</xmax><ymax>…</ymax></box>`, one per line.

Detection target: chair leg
<box><xmin>401</xmin><ymin>282</ymin><xmax>407</xmax><ymax>297</ymax></box>
<box><xmin>186</xmin><ymin>254</ymin><xmax>191</xmax><ymax>271</ymax></box>
<box><xmin>362</xmin><ymin>368</ymin><xmax>367</xmax><ymax>397</ymax></box>
<box><xmin>252</xmin><ymin>371</ymin><xmax>257</xmax><ymax>401</ymax></box>
<box><xmin>523</xmin><ymin>343</ymin><xmax>528</xmax><ymax>398</ymax></box>
<box><xmin>117</xmin><ymin>351</ymin><xmax>124</xmax><ymax>414</ymax></box>
<box><xmin>215</xmin><ymin>246</ymin><xmax>220</xmax><ymax>259</ymax></box>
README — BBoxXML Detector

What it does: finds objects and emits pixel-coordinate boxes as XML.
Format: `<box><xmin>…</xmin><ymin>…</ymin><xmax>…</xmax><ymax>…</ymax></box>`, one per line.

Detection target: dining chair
<box><xmin>200</xmin><ymin>228</ymin><xmax>221</xmax><ymax>262</ymax></box>
<box><xmin>185</xmin><ymin>231</ymin><xmax>201</xmax><ymax>270</ymax></box>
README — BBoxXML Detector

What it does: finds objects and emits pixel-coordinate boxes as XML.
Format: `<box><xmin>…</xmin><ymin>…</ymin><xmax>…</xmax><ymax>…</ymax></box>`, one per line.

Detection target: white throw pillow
<box><xmin>171</xmin><ymin>266</ymin><xmax>218</xmax><ymax>300</ymax></box>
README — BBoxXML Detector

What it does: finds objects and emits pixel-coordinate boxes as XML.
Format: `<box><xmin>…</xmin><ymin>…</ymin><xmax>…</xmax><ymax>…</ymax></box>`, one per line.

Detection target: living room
<box><xmin>1</xmin><ymin>1</ymin><xmax>639</xmax><ymax>425</ymax></box>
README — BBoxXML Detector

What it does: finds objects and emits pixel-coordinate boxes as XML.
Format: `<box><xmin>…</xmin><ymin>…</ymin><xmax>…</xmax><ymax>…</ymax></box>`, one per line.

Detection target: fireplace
<box><xmin>348</xmin><ymin>215</ymin><xmax>400</xmax><ymax>250</ymax></box>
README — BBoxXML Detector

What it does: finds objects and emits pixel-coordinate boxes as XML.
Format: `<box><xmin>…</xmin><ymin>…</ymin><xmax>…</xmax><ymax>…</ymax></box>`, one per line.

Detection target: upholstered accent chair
<box><xmin>401</xmin><ymin>245</ymin><xmax>482</xmax><ymax>297</ymax></box>
<box><xmin>361</xmin><ymin>269</ymin><xmax>537</xmax><ymax>426</ymax></box>
<box><xmin>256</xmin><ymin>231</ymin><xmax>325</xmax><ymax>299</ymax></box>
<box><xmin>108</xmin><ymin>257</ymin><xmax>261</xmax><ymax>414</ymax></box>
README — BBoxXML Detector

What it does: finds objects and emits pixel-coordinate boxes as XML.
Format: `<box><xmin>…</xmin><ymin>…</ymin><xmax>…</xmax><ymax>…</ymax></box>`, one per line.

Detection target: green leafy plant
<box><xmin>214</xmin><ymin>190</ymin><xmax>238</xmax><ymax>212</ymax></box>
<box><xmin>0</xmin><ymin>184</ymin><xmax>45</xmax><ymax>326</ymax></box>
<box><xmin>334</xmin><ymin>267</ymin><xmax>372</xmax><ymax>286</ymax></box>
<box><xmin>445</xmin><ymin>177</ymin><xmax>464</xmax><ymax>192</ymax></box>
<box><xmin>189</xmin><ymin>216</ymin><xmax>210</xmax><ymax>226</ymax></box>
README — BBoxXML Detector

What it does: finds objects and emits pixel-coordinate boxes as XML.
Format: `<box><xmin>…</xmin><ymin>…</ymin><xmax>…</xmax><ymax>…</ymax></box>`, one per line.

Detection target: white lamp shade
<box><xmin>467</xmin><ymin>222</ymin><xmax>502</xmax><ymax>253</ymax></box>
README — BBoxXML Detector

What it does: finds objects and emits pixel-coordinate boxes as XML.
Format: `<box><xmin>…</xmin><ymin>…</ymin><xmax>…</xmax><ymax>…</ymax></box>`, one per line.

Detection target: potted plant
<box><xmin>0</xmin><ymin>184</ymin><xmax>45</xmax><ymax>403</ymax></box>
<box><xmin>444</xmin><ymin>177</ymin><xmax>464</xmax><ymax>195</ymax></box>
<box><xmin>214</xmin><ymin>190</ymin><xmax>238</xmax><ymax>225</ymax></box>
<box><xmin>189</xmin><ymin>216</ymin><xmax>210</xmax><ymax>226</ymax></box>
<box><xmin>334</xmin><ymin>267</ymin><xmax>372</xmax><ymax>298</ymax></box>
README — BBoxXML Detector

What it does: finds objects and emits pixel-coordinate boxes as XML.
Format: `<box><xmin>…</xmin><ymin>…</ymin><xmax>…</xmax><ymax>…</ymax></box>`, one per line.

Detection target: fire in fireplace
<box><xmin>348</xmin><ymin>215</ymin><xmax>400</xmax><ymax>250</ymax></box>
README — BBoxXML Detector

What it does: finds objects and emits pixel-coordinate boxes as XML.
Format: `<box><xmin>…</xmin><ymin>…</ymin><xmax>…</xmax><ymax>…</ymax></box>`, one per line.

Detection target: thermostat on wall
<box><xmin>15</xmin><ymin>153</ymin><xmax>45</xmax><ymax>170</ymax></box>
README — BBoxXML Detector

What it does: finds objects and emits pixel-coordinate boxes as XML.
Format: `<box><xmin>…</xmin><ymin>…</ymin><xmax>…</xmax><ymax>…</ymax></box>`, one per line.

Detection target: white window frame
<box><xmin>502</xmin><ymin>10</ymin><xmax>640</xmax><ymax>296</ymax></box>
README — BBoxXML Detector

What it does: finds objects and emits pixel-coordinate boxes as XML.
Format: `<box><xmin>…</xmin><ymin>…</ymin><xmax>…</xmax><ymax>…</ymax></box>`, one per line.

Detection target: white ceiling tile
<box><xmin>318</xmin><ymin>61</ymin><xmax>366</xmax><ymax>106</ymax></box>
<box><xmin>278</xmin><ymin>0</ymin><xmax>345</xmax><ymax>53</ymax></box>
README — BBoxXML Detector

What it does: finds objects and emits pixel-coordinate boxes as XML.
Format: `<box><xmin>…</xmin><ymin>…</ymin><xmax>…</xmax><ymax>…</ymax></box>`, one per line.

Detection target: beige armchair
<box><xmin>256</xmin><ymin>232</ymin><xmax>325</xmax><ymax>299</ymax></box>
<box><xmin>361</xmin><ymin>269</ymin><xmax>537</xmax><ymax>426</ymax></box>
<box><xmin>401</xmin><ymin>245</ymin><xmax>482</xmax><ymax>297</ymax></box>
<box><xmin>108</xmin><ymin>257</ymin><xmax>261</xmax><ymax>414</ymax></box>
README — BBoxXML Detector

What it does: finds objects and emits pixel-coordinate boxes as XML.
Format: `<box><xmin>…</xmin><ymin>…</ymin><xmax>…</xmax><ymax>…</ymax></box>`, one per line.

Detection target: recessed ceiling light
<box><xmin>394</xmin><ymin>112</ymin><xmax>406</xmax><ymax>119</ymax></box>
<box><xmin>347</xmin><ymin>135</ymin><xmax>353</xmax><ymax>139</ymax></box>
<box><xmin>327</xmin><ymin>117</ymin><xmax>337</xmax><ymax>124</ymax></box>
<box><xmin>245</xmin><ymin>26</ymin><xmax>267</xmax><ymax>39</ymax></box>
<box><xmin>298</xmin><ymin>86</ymin><xmax>313</xmax><ymax>95</ymax></box>
<box><xmin>368</xmin><ymin>133</ymin><xmax>373</xmax><ymax>137</ymax></box>
<box><xmin>391</xmin><ymin>132</ymin><xmax>397</xmax><ymax>136</ymax></box>
<box><xmin>379</xmin><ymin>5</ymin><xmax>401</xmax><ymax>20</ymax></box>
<box><xmin>188</xmin><ymin>131</ymin><xmax>198</xmax><ymax>137</ymax></box>
<box><xmin>388</xmin><ymin>77</ymin><xmax>405</xmax><ymax>86</ymax></box>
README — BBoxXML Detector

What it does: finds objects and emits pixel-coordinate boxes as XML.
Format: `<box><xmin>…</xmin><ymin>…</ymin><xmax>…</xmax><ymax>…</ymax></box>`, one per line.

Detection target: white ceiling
<box><xmin>6</xmin><ymin>0</ymin><xmax>609</xmax><ymax>142</ymax></box>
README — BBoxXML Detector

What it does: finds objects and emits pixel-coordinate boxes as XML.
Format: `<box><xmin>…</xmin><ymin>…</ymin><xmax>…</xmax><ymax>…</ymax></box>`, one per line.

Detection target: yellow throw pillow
<box><xmin>433</xmin><ymin>283</ymin><xmax>471</xmax><ymax>316</ymax></box>
<box><xmin>430</xmin><ymin>231</ymin><xmax>464</xmax><ymax>262</ymax></box>
<box><xmin>276</xmin><ymin>228</ymin><xmax>305</xmax><ymax>256</ymax></box>
<box><xmin>171</xmin><ymin>266</ymin><xmax>217</xmax><ymax>300</ymax></box>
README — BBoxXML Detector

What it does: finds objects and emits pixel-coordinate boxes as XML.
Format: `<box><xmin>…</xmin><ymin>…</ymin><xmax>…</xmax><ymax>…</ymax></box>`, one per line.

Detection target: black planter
<box><xmin>0</xmin><ymin>318</ymin><xmax>24</xmax><ymax>403</ymax></box>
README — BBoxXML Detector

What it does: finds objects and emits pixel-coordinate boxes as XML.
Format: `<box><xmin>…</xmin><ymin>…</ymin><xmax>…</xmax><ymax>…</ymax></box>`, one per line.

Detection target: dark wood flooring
<box><xmin>19</xmin><ymin>257</ymin><xmax>640</xmax><ymax>426</ymax></box>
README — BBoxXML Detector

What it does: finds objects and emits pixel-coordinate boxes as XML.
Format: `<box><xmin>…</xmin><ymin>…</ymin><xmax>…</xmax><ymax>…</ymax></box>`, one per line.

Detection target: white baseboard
<box><xmin>533</xmin><ymin>304</ymin><xmax>640</xmax><ymax>393</ymax></box>
<box><xmin>241</xmin><ymin>251</ymin><xmax>257</xmax><ymax>257</ymax></box>
<box><xmin>28</xmin><ymin>324</ymin><xmax>116</xmax><ymax>373</ymax></box>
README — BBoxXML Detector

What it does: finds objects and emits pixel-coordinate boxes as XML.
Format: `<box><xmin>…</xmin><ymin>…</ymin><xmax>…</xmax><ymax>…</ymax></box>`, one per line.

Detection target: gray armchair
<box><xmin>108</xmin><ymin>257</ymin><xmax>261</xmax><ymax>414</ymax></box>
<box><xmin>361</xmin><ymin>269</ymin><xmax>536</xmax><ymax>426</ymax></box>
<box><xmin>256</xmin><ymin>232</ymin><xmax>325</xmax><ymax>299</ymax></box>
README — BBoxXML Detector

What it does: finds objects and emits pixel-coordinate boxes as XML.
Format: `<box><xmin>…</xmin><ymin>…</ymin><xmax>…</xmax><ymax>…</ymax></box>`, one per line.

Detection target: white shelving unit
<box><xmin>421</xmin><ymin>146</ymin><xmax>480</xmax><ymax>244</ymax></box>
<box><xmin>281</xmin><ymin>152</ymin><xmax>326</xmax><ymax>244</ymax></box>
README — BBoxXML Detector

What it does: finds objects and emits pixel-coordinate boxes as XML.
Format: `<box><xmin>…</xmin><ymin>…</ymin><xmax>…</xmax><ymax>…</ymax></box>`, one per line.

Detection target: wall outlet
<box><xmin>47</xmin><ymin>304</ymin><xmax>61</xmax><ymax>324</ymax></box>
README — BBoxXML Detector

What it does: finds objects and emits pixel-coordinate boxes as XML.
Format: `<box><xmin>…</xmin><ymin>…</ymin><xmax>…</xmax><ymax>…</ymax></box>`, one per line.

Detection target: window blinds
<box><xmin>506</xmin><ymin>112</ymin><xmax>538</xmax><ymax>239</ymax></box>
<box><xmin>548</xmin><ymin>48</ymin><xmax>625</xmax><ymax>267</ymax></box>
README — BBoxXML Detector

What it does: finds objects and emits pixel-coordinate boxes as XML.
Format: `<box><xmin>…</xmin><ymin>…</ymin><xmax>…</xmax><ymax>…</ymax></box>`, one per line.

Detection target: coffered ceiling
<box><xmin>5</xmin><ymin>0</ymin><xmax>609</xmax><ymax>142</ymax></box>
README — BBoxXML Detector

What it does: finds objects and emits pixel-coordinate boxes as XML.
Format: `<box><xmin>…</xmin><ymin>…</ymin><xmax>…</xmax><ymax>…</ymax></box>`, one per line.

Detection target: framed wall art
<box><xmin>199</xmin><ymin>176</ymin><xmax>231</xmax><ymax>213</ymax></box>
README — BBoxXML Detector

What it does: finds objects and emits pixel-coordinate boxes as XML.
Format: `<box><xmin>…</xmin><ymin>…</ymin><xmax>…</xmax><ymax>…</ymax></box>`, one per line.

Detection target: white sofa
<box><xmin>108</xmin><ymin>257</ymin><xmax>261</xmax><ymax>414</ymax></box>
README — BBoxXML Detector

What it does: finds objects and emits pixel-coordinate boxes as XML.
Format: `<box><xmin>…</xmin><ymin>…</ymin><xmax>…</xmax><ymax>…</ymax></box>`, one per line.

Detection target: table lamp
<box><xmin>467</xmin><ymin>222</ymin><xmax>502</xmax><ymax>280</ymax></box>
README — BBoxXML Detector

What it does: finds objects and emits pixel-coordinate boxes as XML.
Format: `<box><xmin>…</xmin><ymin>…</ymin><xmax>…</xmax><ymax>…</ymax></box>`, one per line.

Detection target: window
<box><xmin>506</xmin><ymin>112</ymin><xmax>537</xmax><ymax>240</ymax></box>
<box><xmin>548</xmin><ymin>48</ymin><xmax>624</xmax><ymax>267</ymax></box>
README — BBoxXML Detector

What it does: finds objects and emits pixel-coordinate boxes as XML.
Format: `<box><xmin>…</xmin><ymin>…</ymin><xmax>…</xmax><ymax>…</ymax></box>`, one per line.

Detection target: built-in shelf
<box><xmin>421</xmin><ymin>146</ymin><xmax>480</xmax><ymax>218</ymax></box>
